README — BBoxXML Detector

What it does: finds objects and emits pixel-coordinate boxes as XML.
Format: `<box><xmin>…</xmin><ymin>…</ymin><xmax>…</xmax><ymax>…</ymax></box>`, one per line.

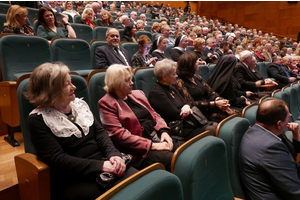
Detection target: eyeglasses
<box><xmin>143</xmin><ymin>46</ymin><xmax>151</xmax><ymax>50</ymax></box>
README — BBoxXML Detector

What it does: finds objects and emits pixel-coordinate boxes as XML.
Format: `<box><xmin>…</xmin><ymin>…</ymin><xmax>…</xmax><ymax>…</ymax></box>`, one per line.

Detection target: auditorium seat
<box><xmin>195</xmin><ymin>65</ymin><xmax>210</xmax><ymax>82</ymax></box>
<box><xmin>51</xmin><ymin>38</ymin><xmax>93</xmax><ymax>77</ymax></box>
<box><xmin>90</xmin><ymin>40</ymin><xmax>108</xmax><ymax>69</ymax></box>
<box><xmin>71</xmin><ymin>23</ymin><xmax>93</xmax><ymax>44</ymax></box>
<box><xmin>136</xmin><ymin>31</ymin><xmax>152</xmax><ymax>41</ymax></box>
<box><xmin>242</xmin><ymin>103</ymin><xmax>258</xmax><ymax>125</ymax></box>
<box><xmin>97</xmin><ymin>163</ymin><xmax>184</xmax><ymax>200</ymax></box>
<box><xmin>121</xmin><ymin>42</ymin><xmax>139</xmax><ymax>58</ymax></box>
<box><xmin>216</xmin><ymin>115</ymin><xmax>250</xmax><ymax>199</ymax></box>
<box><xmin>172</xmin><ymin>131</ymin><xmax>235</xmax><ymax>200</ymax></box>
<box><xmin>93</xmin><ymin>26</ymin><xmax>109</xmax><ymax>40</ymax></box>
<box><xmin>134</xmin><ymin>68</ymin><xmax>156</xmax><ymax>98</ymax></box>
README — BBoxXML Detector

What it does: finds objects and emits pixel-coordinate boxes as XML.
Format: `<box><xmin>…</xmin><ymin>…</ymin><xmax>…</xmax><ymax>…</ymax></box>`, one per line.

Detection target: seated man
<box><xmin>215</xmin><ymin>41</ymin><xmax>229</xmax><ymax>58</ymax></box>
<box><xmin>95</xmin><ymin>28</ymin><xmax>134</xmax><ymax>69</ymax></box>
<box><xmin>239</xmin><ymin>99</ymin><xmax>300</xmax><ymax>200</ymax></box>
<box><xmin>118</xmin><ymin>15</ymin><xmax>130</xmax><ymax>29</ymax></box>
<box><xmin>268</xmin><ymin>56</ymin><xmax>296</xmax><ymax>89</ymax></box>
<box><xmin>156</xmin><ymin>25</ymin><xmax>175</xmax><ymax>45</ymax></box>
<box><xmin>202</xmin><ymin>37</ymin><xmax>219</xmax><ymax>64</ymax></box>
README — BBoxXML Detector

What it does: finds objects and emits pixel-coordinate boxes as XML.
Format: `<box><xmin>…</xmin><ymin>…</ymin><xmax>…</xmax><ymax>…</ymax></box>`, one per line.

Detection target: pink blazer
<box><xmin>98</xmin><ymin>90</ymin><xmax>170</xmax><ymax>160</ymax></box>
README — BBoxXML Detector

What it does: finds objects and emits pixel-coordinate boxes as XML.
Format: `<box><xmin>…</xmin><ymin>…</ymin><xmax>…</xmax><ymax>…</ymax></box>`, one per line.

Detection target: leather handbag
<box><xmin>96</xmin><ymin>153</ymin><xmax>132</xmax><ymax>188</ymax></box>
<box><xmin>185</xmin><ymin>106</ymin><xmax>208</xmax><ymax>126</ymax></box>
<box><xmin>168</xmin><ymin>120</ymin><xmax>185</xmax><ymax>137</ymax></box>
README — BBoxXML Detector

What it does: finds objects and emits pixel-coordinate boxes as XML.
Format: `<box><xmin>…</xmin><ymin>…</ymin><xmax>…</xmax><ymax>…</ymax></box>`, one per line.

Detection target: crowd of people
<box><xmin>3</xmin><ymin>1</ymin><xmax>300</xmax><ymax>200</ymax></box>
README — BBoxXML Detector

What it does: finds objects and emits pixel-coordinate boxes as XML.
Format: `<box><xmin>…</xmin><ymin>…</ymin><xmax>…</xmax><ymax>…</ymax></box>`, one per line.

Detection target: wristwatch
<box><xmin>65</xmin><ymin>22</ymin><xmax>71</xmax><ymax>26</ymax></box>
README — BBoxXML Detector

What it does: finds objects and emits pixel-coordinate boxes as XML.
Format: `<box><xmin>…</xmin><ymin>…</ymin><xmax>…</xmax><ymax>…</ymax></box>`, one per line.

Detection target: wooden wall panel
<box><xmin>199</xmin><ymin>1</ymin><xmax>300</xmax><ymax>39</ymax></box>
<box><xmin>138</xmin><ymin>1</ymin><xmax>200</xmax><ymax>13</ymax></box>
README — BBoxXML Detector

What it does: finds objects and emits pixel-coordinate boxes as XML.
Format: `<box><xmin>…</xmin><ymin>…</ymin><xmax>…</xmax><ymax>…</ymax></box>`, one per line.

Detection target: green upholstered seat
<box><xmin>165</xmin><ymin>44</ymin><xmax>173</xmax><ymax>54</ymax></box>
<box><xmin>282</xmin><ymin>87</ymin><xmax>300</xmax><ymax>123</ymax></box>
<box><xmin>118</xmin><ymin>29</ymin><xmax>124</xmax><ymax>40</ymax></box>
<box><xmin>51</xmin><ymin>38</ymin><xmax>93</xmax><ymax>76</ymax></box>
<box><xmin>173</xmin><ymin>135</ymin><xmax>235</xmax><ymax>200</ymax></box>
<box><xmin>217</xmin><ymin>116</ymin><xmax>250</xmax><ymax>199</ymax></box>
<box><xmin>74</xmin><ymin>15</ymin><xmax>81</xmax><ymax>23</ymax></box>
<box><xmin>242</xmin><ymin>103</ymin><xmax>258</xmax><ymax>126</ymax></box>
<box><xmin>195</xmin><ymin>65</ymin><xmax>209</xmax><ymax>82</ymax></box>
<box><xmin>260</xmin><ymin>62</ymin><xmax>271</xmax><ymax>79</ymax></box>
<box><xmin>151</xmin><ymin>33</ymin><xmax>159</xmax><ymax>42</ymax></box>
<box><xmin>90</xmin><ymin>40</ymin><xmax>108</xmax><ymax>69</ymax></box>
<box><xmin>26</xmin><ymin>7</ymin><xmax>39</xmax><ymax>25</ymax></box>
<box><xmin>143</xmin><ymin>25</ymin><xmax>151</xmax><ymax>32</ymax></box>
<box><xmin>121</xmin><ymin>42</ymin><xmax>139</xmax><ymax>58</ymax></box>
<box><xmin>186</xmin><ymin>46</ymin><xmax>195</xmax><ymax>52</ymax></box>
<box><xmin>208</xmin><ymin>64</ymin><xmax>216</xmax><ymax>76</ymax></box>
<box><xmin>152</xmin><ymin>19</ymin><xmax>161</xmax><ymax>22</ymax></box>
<box><xmin>0</xmin><ymin>3</ymin><xmax>10</xmax><ymax>14</ymax></box>
<box><xmin>113</xmin><ymin>21</ymin><xmax>121</xmax><ymax>27</ymax></box>
<box><xmin>93</xmin><ymin>26</ymin><xmax>109</xmax><ymax>40</ymax></box>
<box><xmin>0</xmin><ymin>14</ymin><xmax>6</xmax><ymax>34</ymax></box>
<box><xmin>134</xmin><ymin>68</ymin><xmax>156</xmax><ymax>98</ymax></box>
<box><xmin>88</xmin><ymin>72</ymin><xmax>107</xmax><ymax>122</ymax></box>
<box><xmin>70</xmin><ymin>23</ymin><xmax>93</xmax><ymax>44</ymax></box>
<box><xmin>98</xmin><ymin>163</ymin><xmax>184</xmax><ymax>200</ymax></box>
<box><xmin>136</xmin><ymin>31</ymin><xmax>152</xmax><ymax>41</ymax></box>
<box><xmin>0</xmin><ymin>35</ymin><xmax>52</xmax><ymax>81</ymax></box>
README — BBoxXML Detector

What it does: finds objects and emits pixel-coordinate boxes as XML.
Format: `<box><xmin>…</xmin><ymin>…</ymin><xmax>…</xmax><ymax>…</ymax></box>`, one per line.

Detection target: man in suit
<box><xmin>268</xmin><ymin>56</ymin><xmax>296</xmax><ymax>88</ymax></box>
<box><xmin>215</xmin><ymin>41</ymin><xmax>229</xmax><ymax>59</ymax></box>
<box><xmin>262</xmin><ymin>43</ymin><xmax>273</xmax><ymax>62</ymax></box>
<box><xmin>130</xmin><ymin>11</ymin><xmax>137</xmax><ymax>25</ymax></box>
<box><xmin>239</xmin><ymin>98</ymin><xmax>300</xmax><ymax>200</ymax></box>
<box><xmin>202</xmin><ymin>37</ymin><xmax>219</xmax><ymax>63</ymax></box>
<box><xmin>156</xmin><ymin>25</ymin><xmax>175</xmax><ymax>45</ymax></box>
<box><xmin>117</xmin><ymin>15</ymin><xmax>130</xmax><ymax>29</ymax></box>
<box><xmin>95</xmin><ymin>28</ymin><xmax>134</xmax><ymax>69</ymax></box>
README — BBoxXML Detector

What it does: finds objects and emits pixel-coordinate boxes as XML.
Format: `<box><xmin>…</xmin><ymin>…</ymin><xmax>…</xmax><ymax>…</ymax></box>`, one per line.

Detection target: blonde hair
<box><xmin>193</xmin><ymin>38</ymin><xmax>205</xmax><ymax>48</ymax></box>
<box><xmin>104</xmin><ymin>64</ymin><xmax>132</xmax><ymax>93</ymax></box>
<box><xmin>81</xmin><ymin>8</ymin><xmax>94</xmax><ymax>21</ymax></box>
<box><xmin>100</xmin><ymin>10</ymin><xmax>113</xmax><ymax>23</ymax></box>
<box><xmin>64</xmin><ymin>1</ymin><xmax>73</xmax><ymax>11</ymax></box>
<box><xmin>5</xmin><ymin>6</ymin><xmax>28</xmax><ymax>29</ymax></box>
<box><xmin>154</xmin><ymin>59</ymin><xmax>177</xmax><ymax>81</ymax></box>
<box><xmin>27</xmin><ymin>63</ymin><xmax>70</xmax><ymax>108</ymax></box>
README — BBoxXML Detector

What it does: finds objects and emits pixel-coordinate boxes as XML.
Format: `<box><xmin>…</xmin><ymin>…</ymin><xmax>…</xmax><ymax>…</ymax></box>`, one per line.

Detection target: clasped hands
<box><xmin>103</xmin><ymin>156</ymin><xmax>126</xmax><ymax>177</ymax></box>
<box><xmin>151</xmin><ymin>132</ymin><xmax>173</xmax><ymax>151</ymax></box>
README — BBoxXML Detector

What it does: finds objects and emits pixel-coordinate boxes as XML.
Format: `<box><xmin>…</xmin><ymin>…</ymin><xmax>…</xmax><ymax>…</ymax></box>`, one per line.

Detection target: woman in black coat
<box><xmin>170</xmin><ymin>34</ymin><xmax>190</xmax><ymax>62</ymax></box>
<box><xmin>121</xmin><ymin>23</ymin><xmax>137</xmax><ymax>42</ymax></box>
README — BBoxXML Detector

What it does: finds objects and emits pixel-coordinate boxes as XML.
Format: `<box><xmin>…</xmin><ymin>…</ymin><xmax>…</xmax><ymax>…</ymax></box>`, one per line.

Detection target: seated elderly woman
<box><xmin>136</xmin><ymin>20</ymin><xmax>145</xmax><ymax>31</ymax></box>
<box><xmin>121</xmin><ymin>23</ymin><xmax>137</xmax><ymax>42</ymax></box>
<box><xmin>170</xmin><ymin>34</ymin><xmax>190</xmax><ymax>62</ymax></box>
<box><xmin>79</xmin><ymin>8</ymin><xmax>95</xmax><ymax>29</ymax></box>
<box><xmin>97</xmin><ymin>10</ymin><xmax>117</xmax><ymax>28</ymax></box>
<box><xmin>149</xmin><ymin>59</ymin><xmax>218</xmax><ymax>141</ymax></box>
<box><xmin>151</xmin><ymin>36</ymin><xmax>173</xmax><ymax>61</ymax></box>
<box><xmin>2</xmin><ymin>5</ymin><xmax>34</xmax><ymax>35</ymax></box>
<box><xmin>27</xmin><ymin>63</ymin><xmax>137</xmax><ymax>200</ymax></box>
<box><xmin>175</xmin><ymin>52</ymin><xmax>235</xmax><ymax>122</ymax></box>
<box><xmin>98</xmin><ymin>64</ymin><xmax>175</xmax><ymax>171</ymax></box>
<box><xmin>234</xmin><ymin>51</ymin><xmax>277</xmax><ymax>97</ymax></box>
<box><xmin>37</xmin><ymin>6</ymin><xmax>76</xmax><ymax>41</ymax></box>
<box><xmin>151</xmin><ymin>22</ymin><xmax>160</xmax><ymax>33</ymax></box>
<box><xmin>132</xmin><ymin>35</ymin><xmax>157</xmax><ymax>68</ymax></box>
<box><xmin>207</xmin><ymin>54</ymin><xmax>253</xmax><ymax>110</ymax></box>
<box><xmin>115</xmin><ymin>12</ymin><xmax>123</xmax><ymax>22</ymax></box>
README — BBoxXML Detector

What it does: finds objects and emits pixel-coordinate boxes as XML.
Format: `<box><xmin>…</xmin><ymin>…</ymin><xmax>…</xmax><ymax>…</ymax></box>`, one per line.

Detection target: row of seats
<box><xmin>16</xmin><ymin>73</ymin><xmax>250</xmax><ymax>199</ymax></box>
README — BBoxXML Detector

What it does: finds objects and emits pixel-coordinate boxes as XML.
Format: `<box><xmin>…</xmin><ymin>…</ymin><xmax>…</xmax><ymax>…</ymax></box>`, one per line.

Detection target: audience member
<box><xmin>79</xmin><ymin>8</ymin><xmax>95</xmax><ymax>29</ymax></box>
<box><xmin>170</xmin><ymin>35</ymin><xmax>190</xmax><ymax>62</ymax></box>
<box><xmin>215</xmin><ymin>41</ymin><xmax>229</xmax><ymax>58</ymax></box>
<box><xmin>121</xmin><ymin>23</ymin><xmax>137</xmax><ymax>42</ymax></box>
<box><xmin>132</xmin><ymin>35</ymin><xmax>157</xmax><ymax>68</ymax></box>
<box><xmin>62</xmin><ymin>1</ymin><xmax>79</xmax><ymax>21</ymax></box>
<box><xmin>95</xmin><ymin>28</ymin><xmax>134</xmax><ymax>69</ymax></box>
<box><xmin>202</xmin><ymin>37</ymin><xmax>219</xmax><ymax>63</ymax></box>
<box><xmin>158</xmin><ymin>24</ymin><xmax>175</xmax><ymax>45</ymax></box>
<box><xmin>151</xmin><ymin>36</ymin><xmax>172</xmax><ymax>61</ymax></box>
<box><xmin>118</xmin><ymin>15</ymin><xmax>129</xmax><ymax>29</ymax></box>
<box><xmin>262</xmin><ymin>43</ymin><xmax>273</xmax><ymax>62</ymax></box>
<box><xmin>97</xmin><ymin>10</ymin><xmax>117</xmax><ymax>28</ymax></box>
<box><xmin>129</xmin><ymin>11</ymin><xmax>137</xmax><ymax>25</ymax></box>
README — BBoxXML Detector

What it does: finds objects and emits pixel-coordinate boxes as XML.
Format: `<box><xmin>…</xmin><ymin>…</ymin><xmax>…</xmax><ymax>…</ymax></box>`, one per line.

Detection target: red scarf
<box><xmin>255</xmin><ymin>52</ymin><xmax>265</xmax><ymax>61</ymax></box>
<box><xmin>85</xmin><ymin>19</ymin><xmax>94</xmax><ymax>29</ymax></box>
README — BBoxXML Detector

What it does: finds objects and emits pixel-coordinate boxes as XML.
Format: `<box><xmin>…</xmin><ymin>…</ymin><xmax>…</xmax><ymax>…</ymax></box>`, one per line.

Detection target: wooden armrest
<box><xmin>234</xmin><ymin>197</ymin><xmax>244</xmax><ymax>200</ymax></box>
<box><xmin>15</xmin><ymin>153</ymin><xmax>51</xmax><ymax>200</ymax></box>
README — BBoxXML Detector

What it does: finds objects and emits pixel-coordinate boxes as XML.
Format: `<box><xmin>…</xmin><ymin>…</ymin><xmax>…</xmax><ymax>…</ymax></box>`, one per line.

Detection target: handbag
<box><xmin>168</xmin><ymin>120</ymin><xmax>184</xmax><ymax>137</ymax></box>
<box><xmin>96</xmin><ymin>153</ymin><xmax>132</xmax><ymax>188</ymax></box>
<box><xmin>185</xmin><ymin>106</ymin><xmax>208</xmax><ymax>127</ymax></box>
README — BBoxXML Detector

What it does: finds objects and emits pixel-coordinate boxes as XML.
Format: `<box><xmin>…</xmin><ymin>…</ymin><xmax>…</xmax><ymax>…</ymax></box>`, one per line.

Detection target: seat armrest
<box><xmin>15</xmin><ymin>153</ymin><xmax>51</xmax><ymax>200</ymax></box>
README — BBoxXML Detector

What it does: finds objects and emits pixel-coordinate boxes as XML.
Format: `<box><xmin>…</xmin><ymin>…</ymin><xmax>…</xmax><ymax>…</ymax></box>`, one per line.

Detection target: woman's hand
<box><xmin>255</xmin><ymin>80</ymin><xmax>263</xmax><ymax>87</ymax></box>
<box><xmin>180</xmin><ymin>104</ymin><xmax>192</xmax><ymax>118</ymax></box>
<box><xmin>148</xmin><ymin>57</ymin><xmax>157</xmax><ymax>65</ymax></box>
<box><xmin>160</xmin><ymin>132</ymin><xmax>173</xmax><ymax>151</ymax></box>
<box><xmin>246</xmin><ymin>91</ymin><xmax>254</xmax><ymax>97</ymax></box>
<box><xmin>151</xmin><ymin>142</ymin><xmax>172</xmax><ymax>151</ymax></box>
<box><xmin>61</xmin><ymin>17</ymin><xmax>69</xmax><ymax>24</ymax></box>
<box><xmin>102</xmin><ymin>156</ymin><xmax>126</xmax><ymax>176</ymax></box>
<box><xmin>216</xmin><ymin>100</ymin><xmax>230</xmax><ymax>111</ymax></box>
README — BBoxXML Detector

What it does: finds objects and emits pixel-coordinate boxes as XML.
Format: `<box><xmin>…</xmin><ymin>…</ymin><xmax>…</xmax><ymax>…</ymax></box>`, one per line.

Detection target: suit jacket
<box><xmin>234</xmin><ymin>62</ymin><xmax>264</xmax><ymax>91</ymax></box>
<box><xmin>239</xmin><ymin>124</ymin><xmax>300</xmax><ymax>200</ymax></box>
<box><xmin>95</xmin><ymin>44</ymin><xmax>134</xmax><ymax>69</ymax></box>
<box><xmin>203</xmin><ymin>46</ymin><xmax>219</xmax><ymax>60</ymax></box>
<box><xmin>98</xmin><ymin>90</ymin><xmax>170</xmax><ymax>160</ymax></box>
<box><xmin>262</xmin><ymin>49</ymin><xmax>272</xmax><ymax>62</ymax></box>
<box><xmin>268</xmin><ymin>63</ymin><xmax>293</xmax><ymax>88</ymax></box>
<box><xmin>117</xmin><ymin>24</ymin><xmax>125</xmax><ymax>29</ymax></box>
<box><xmin>215</xmin><ymin>48</ymin><xmax>225</xmax><ymax>58</ymax></box>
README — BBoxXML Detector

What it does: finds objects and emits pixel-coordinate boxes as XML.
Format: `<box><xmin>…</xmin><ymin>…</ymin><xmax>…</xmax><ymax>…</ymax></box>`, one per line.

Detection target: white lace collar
<box><xmin>30</xmin><ymin>98</ymin><xmax>94</xmax><ymax>138</ymax></box>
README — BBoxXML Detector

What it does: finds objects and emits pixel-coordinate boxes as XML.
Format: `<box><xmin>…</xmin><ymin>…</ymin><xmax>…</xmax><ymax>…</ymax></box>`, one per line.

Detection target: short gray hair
<box><xmin>120</xmin><ymin>15</ymin><xmax>128</xmax><ymax>23</ymax></box>
<box><xmin>104</xmin><ymin>64</ymin><xmax>132</xmax><ymax>93</ymax></box>
<box><xmin>154</xmin><ymin>59</ymin><xmax>177</xmax><ymax>81</ymax></box>
<box><xmin>239</xmin><ymin>50</ymin><xmax>252</xmax><ymax>61</ymax></box>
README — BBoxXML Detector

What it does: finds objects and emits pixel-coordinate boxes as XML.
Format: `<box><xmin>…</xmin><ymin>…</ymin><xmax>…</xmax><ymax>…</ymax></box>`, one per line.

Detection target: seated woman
<box><xmin>254</xmin><ymin>46</ymin><xmax>265</xmax><ymax>62</ymax></box>
<box><xmin>170</xmin><ymin>34</ymin><xmax>190</xmax><ymax>62</ymax></box>
<box><xmin>37</xmin><ymin>7</ymin><xmax>76</xmax><ymax>41</ymax></box>
<box><xmin>132</xmin><ymin>35</ymin><xmax>157</xmax><ymax>68</ymax></box>
<box><xmin>235</xmin><ymin>45</ymin><xmax>244</xmax><ymax>60</ymax></box>
<box><xmin>27</xmin><ymin>63</ymin><xmax>137</xmax><ymax>200</ymax></box>
<box><xmin>2</xmin><ymin>5</ymin><xmax>34</xmax><ymax>35</ymax></box>
<box><xmin>110</xmin><ymin>4</ymin><xmax>116</xmax><ymax>13</ymax></box>
<box><xmin>79</xmin><ymin>8</ymin><xmax>95</xmax><ymax>29</ymax></box>
<box><xmin>175</xmin><ymin>52</ymin><xmax>235</xmax><ymax>122</ymax></box>
<box><xmin>151</xmin><ymin>36</ymin><xmax>172</xmax><ymax>61</ymax></box>
<box><xmin>115</xmin><ymin>12</ymin><xmax>123</xmax><ymax>22</ymax></box>
<box><xmin>62</xmin><ymin>1</ymin><xmax>79</xmax><ymax>21</ymax></box>
<box><xmin>136</xmin><ymin>20</ymin><xmax>145</xmax><ymax>31</ymax></box>
<box><xmin>151</xmin><ymin>22</ymin><xmax>160</xmax><ymax>33</ymax></box>
<box><xmin>97</xmin><ymin>10</ymin><xmax>117</xmax><ymax>28</ymax></box>
<box><xmin>98</xmin><ymin>64</ymin><xmax>174</xmax><ymax>171</ymax></box>
<box><xmin>193</xmin><ymin>38</ymin><xmax>210</xmax><ymax>65</ymax></box>
<box><xmin>122</xmin><ymin>23</ymin><xmax>137</xmax><ymax>42</ymax></box>
<box><xmin>149</xmin><ymin>59</ymin><xmax>218</xmax><ymax>141</ymax></box>
<box><xmin>207</xmin><ymin>54</ymin><xmax>252</xmax><ymax>110</ymax></box>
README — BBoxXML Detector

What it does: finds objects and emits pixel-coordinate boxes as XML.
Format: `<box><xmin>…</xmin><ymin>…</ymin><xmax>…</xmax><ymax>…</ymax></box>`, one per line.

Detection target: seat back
<box><xmin>217</xmin><ymin>116</ymin><xmax>250</xmax><ymax>198</ymax></box>
<box><xmin>134</xmin><ymin>68</ymin><xmax>156</xmax><ymax>98</ymax></box>
<box><xmin>0</xmin><ymin>35</ymin><xmax>52</xmax><ymax>81</ymax></box>
<box><xmin>172</xmin><ymin>135</ymin><xmax>234</xmax><ymax>200</ymax></box>
<box><xmin>151</xmin><ymin>33</ymin><xmax>159</xmax><ymax>42</ymax></box>
<box><xmin>0</xmin><ymin>13</ymin><xmax>6</xmax><ymax>34</ymax></box>
<box><xmin>292</xmin><ymin>83</ymin><xmax>300</xmax><ymax>111</ymax></box>
<box><xmin>51</xmin><ymin>38</ymin><xmax>93</xmax><ymax>76</ymax></box>
<box><xmin>136</xmin><ymin>31</ymin><xmax>152</xmax><ymax>41</ymax></box>
<box><xmin>0</xmin><ymin>3</ymin><xmax>10</xmax><ymax>14</ymax></box>
<box><xmin>144</xmin><ymin>25</ymin><xmax>151</xmax><ymax>32</ymax></box>
<box><xmin>186</xmin><ymin>46</ymin><xmax>195</xmax><ymax>52</ymax></box>
<box><xmin>121</xmin><ymin>42</ymin><xmax>139</xmax><ymax>58</ymax></box>
<box><xmin>242</xmin><ymin>103</ymin><xmax>258</xmax><ymax>125</ymax></box>
<box><xmin>17</xmin><ymin>75</ymin><xmax>90</xmax><ymax>154</ymax></box>
<box><xmin>165</xmin><ymin>44</ymin><xmax>173</xmax><ymax>54</ymax></box>
<box><xmin>272</xmin><ymin>90</ymin><xmax>289</xmax><ymax>110</ymax></box>
<box><xmin>97</xmin><ymin>163</ymin><xmax>184</xmax><ymax>200</ymax></box>
<box><xmin>282</xmin><ymin>87</ymin><xmax>299</xmax><ymax>121</ymax></box>
<box><xmin>90</xmin><ymin>40</ymin><xmax>108</xmax><ymax>69</ymax></box>
<box><xmin>33</xmin><ymin>18</ymin><xmax>40</xmax><ymax>35</ymax></box>
<box><xmin>113</xmin><ymin>21</ymin><xmax>122</xmax><ymax>27</ymax></box>
<box><xmin>88</xmin><ymin>72</ymin><xmax>107</xmax><ymax>122</ymax></box>
<box><xmin>195</xmin><ymin>65</ymin><xmax>209</xmax><ymax>82</ymax></box>
<box><xmin>74</xmin><ymin>15</ymin><xmax>81</xmax><ymax>23</ymax></box>
<box><xmin>208</xmin><ymin>64</ymin><xmax>216</xmax><ymax>76</ymax></box>
<box><xmin>26</xmin><ymin>7</ymin><xmax>39</xmax><ymax>25</ymax></box>
<box><xmin>118</xmin><ymin>29</ymin><xmax>124</xmax><ymax>40</ymax></box>
<box><xmin>259</xmin><ymin>62</ymin><xmax>271</xmax><ymax>79</ymax></box>
<box><xmin>93</xmin><ymin>26</ymin><xmax>109</xmax><ymax>40</ymax></box>
<box><xmin>70</xmin><ymin>23</ymin><xmax>93</xmax><ymax>44</ymax></box>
